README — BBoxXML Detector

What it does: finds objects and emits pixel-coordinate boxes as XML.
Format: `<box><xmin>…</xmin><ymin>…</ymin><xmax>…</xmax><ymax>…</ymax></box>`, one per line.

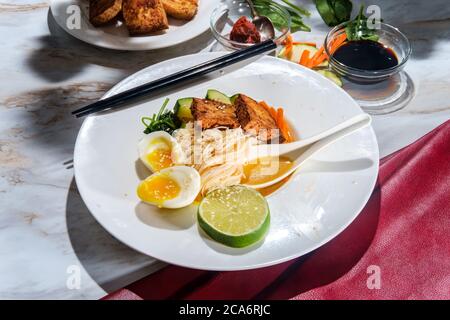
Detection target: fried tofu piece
<box><xmin>191</xmin><ymin>98</ymin><xmax>240</xmax><ymax>130</ymax></box>
<box><xmin>162</xmin><ymin>0</ymin><xmax>198</xmax><ymax>20</ymax></box>
<box><xmin>122</xmin><ymin>0</ymin><xmax>169</xmax><ymax>35</ymax></box>
<box><xmin>89</xmin><ymin>0</ymin><xmax>122</xmax><ymax>26</ymax></box>
<box><xmin>235</xmin><ymin>94</ymin><xmax>285</xmax><ymax>143</ymax></box>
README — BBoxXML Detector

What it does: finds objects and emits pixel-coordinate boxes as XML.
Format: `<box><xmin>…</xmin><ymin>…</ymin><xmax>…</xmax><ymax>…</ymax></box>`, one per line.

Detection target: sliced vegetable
<box><xmin>292</xmin><ymin>42</ymin><xmax>316</xmax><ymax>47</ymax></box>
<box><xmin>259</xmin><ymin>101</ymin><xmax>294</xmax><ymax>142</ymax></box>
<box><xmin>330</xmin><ymin>32</ymin><xmax>347</xmax><ymax>54</ymax></box>
<box><xmin>309</xmin><ymin>46</ymin><xmax>330</xmax><ymax>68</ymax></box>
<box><xmin>317</xmin><ymin>70</ymin><xmax>343</xmax><ymax>87</ymax></box>
<box><xmin>299</xmin><ymin>49</ymin><xmax>310</xmax><ymax>66</ymax></box>
<box><xmin>309</xmin><ymin>46</ymin><xmax>325</xmax><ymax>67</ymax></box>
<box><xmin>174</xmin><ymin>98</ymin><xmax>194</xmax><ymax>123</ymax></box>
<box><xmin>312</xmin><ymin>52</ymin><xmax>329</xmax><ymax>68</ymax></box>
<box><xmin>283</xmin><ymin>34</ymin><xmax>294</xmax><ymax>59</ymax></box>
<box><xmin>315</xmin><ymin>60</ymin><xmax>329</xmax><ymax>68</ymax></box>
<box><xmin>278</xmin><ymin>44</ymin><xmax>318</xmax><ymax>63</ymax></box>
<box><xmin>206</xmin><ymin>89</ymin><xmax>232</xmax><ymax>104</ymax></box>
<box><xmin>230</xmin><ymin>94</ymin><xmax>239</xmax><ymax>104</ymax></box>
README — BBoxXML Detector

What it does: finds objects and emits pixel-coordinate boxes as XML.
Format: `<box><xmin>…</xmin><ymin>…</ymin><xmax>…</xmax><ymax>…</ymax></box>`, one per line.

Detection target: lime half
<box><xmin>198</xmin><ymin>186</ymin><xmax>270</xmax><ymax>248</ymax></box>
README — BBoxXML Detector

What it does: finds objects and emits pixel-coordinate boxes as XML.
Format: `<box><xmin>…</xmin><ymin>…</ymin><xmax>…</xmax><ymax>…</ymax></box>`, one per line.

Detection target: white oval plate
<box><xmin>74</xmin><ymin>53</ymin><xmax>379</xmax><ymax>271</ymax></box>
<box><xmin>50</xmin><ymin>0</ymin><xmax>215</xmax><ymax>50</ymax></box>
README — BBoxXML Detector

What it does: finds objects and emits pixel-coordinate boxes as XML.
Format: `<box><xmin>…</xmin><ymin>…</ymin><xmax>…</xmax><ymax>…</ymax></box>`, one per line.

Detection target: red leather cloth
<box><xmin>104</xmin><ymin>120</ymin><xmax>450</xmax><ymax>300</ymax></box>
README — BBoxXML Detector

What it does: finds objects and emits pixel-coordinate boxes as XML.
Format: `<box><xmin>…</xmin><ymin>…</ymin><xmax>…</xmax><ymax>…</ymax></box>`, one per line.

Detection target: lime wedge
<box><xmin>198</xmin><ymin>186</ymin><xmax>270</xmax><ymax>248</ymax></box>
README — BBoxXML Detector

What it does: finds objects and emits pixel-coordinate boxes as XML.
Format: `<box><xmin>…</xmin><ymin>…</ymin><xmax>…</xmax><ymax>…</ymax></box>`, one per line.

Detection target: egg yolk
<box><xmin>137</xmin><ymin>175</ymin><xmax>180</xmax><ymax>206</ymax></box>
<box><xmin>146</xmin><ymin>147</ymin><xmax>173</xmax><ymax>172</ymax></box>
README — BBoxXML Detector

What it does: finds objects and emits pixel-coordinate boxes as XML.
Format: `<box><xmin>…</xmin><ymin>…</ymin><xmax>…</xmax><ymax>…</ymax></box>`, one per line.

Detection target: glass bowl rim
<box><xmin>324</xmin><ymin>22</ymin><xmax>412</xmax><ymax>76</ymax></box>
<box><xmin>210</xmin><ymin>0</ymin><xmax>292</xmax><ymax>49</ymax></box>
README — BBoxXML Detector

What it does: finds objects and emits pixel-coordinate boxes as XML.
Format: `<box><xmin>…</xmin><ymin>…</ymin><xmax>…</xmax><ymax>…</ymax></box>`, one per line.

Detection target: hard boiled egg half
<box><xmin>138</xmin><ymin>131</ymin><xmax>184</xmax><ymax>173</ymax></box>
<box><xmin>137</xmin><ymin>166</ymin><xmax>201</xmax><ymax>209</ymax></box>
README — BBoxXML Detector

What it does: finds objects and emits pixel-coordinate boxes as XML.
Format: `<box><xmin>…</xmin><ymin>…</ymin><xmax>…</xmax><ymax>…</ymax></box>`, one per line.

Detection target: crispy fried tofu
<box><xmin>191</xmin><ymin>98</ymin><xmax>240</xmax><ymax>130</ymax></box>
<box><xmin>235</xmin><ymin>94</ymin><xmax>284</xmax><ymax>143</ymax></box>
<box><xmin>162</xmin><ymin>0</ymin><xmax>198</xmax><ymax>21</ymax></box>
<box><xmin>122</xmin><ymin>0</ymin><xmax>169</xmax><ymax>35</ymax></box>
<box><xmin>89</xmin><ymin>0</ymin><xmax>123</xmax><ymax>26</ymax></box>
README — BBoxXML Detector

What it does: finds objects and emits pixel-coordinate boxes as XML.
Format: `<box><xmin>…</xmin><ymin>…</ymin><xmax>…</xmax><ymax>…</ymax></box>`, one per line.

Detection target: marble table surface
<box><xmin>0</xmin><ymin>0</ymin><xmax>449</xmax><ymax>299</ymax></box>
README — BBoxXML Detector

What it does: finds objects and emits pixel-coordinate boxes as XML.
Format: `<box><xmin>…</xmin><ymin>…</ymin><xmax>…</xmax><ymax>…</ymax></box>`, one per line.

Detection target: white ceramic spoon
<box><xmin>243</xmin><ymin>113</ymin><xmax>372</xmax><ymax>189</ymax></box>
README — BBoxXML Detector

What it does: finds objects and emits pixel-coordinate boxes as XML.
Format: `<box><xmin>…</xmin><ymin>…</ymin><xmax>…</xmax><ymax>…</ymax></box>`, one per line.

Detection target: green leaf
<box><xmin>315</xmin><ymin>0</ymin><xmax>338</xmax><ymax>26</ymax></box>
<box><xmin>142</xmin><ymin>99</ymin><xmax>181</xmax><ymax>135</ymax></box>
<box><xmin>344</xmin><ymin>5</ymin><xmax>379</xmax><ymax>42</ymax></box>
<box><xmin>331</xmin><ymin>0</ymin><xmax>352</xmax><ymax>23</ymax></box>
<box><xmin>315</xmin><ymin>0</ymin><xmax>353</xmax><ymax>27</ymax></box>
<box><xmin>280</xmin><ymin>0</ymin><xmax>311</xmax><ymax>17</ymax></box>
<box><xmin>253</xmin><ymin>0</ymin><xmax>311</xmax><ymax>33</ymax></box>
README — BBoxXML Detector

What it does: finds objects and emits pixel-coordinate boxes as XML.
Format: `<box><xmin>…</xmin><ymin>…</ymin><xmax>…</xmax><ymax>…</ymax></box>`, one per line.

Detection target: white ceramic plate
<box><xmin>74</xmin><ymin>53</ymin><xmax>379</xmax><ymax>271</ymax></box>
<box><xmin>50</xmin><ymin>0</ymin><xmax>215</xmax><ymax>50</ymax></box>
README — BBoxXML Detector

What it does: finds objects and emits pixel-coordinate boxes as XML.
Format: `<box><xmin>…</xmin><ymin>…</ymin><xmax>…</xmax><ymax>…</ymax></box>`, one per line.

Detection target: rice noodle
<box><xmin>172</xmin><ymin>122</ymin><xmax>258</xmax><ymax>195</ymax></box>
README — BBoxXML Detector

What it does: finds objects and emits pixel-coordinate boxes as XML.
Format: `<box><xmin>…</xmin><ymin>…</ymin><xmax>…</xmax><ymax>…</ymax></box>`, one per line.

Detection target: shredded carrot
<box><xmin>277</xmin><ymin>108</ymin><xmax>284</xmax><ymax>126</ymax></box>
<box><xmin>308</xmin><ymin>46</ymin><xmax>325</xmax><ymax>68</ymax></box>
<box><xmin>284</xmin><ymin>122</ymin><xmax>294</xmax><ymax>142</ymax></box>
<box><xmin>313</xmin><ymin>52</ymin><xmax>329</xmax><ymax>67</ymax></box>
<box><xmin>276</xmin><ymin>108</ymin><xmax>285</xmax><ymax>138</ymax></box>
<box><xmin>259</xmin><ymin>101</ymin><xmax>278</xmax><ymax>121</ymax></box>
<box><xmin>259</xmin><ymin>101</ymin><xmax>270</xmax><ymax>110</ymax></box>
<box><xmin>269</xmin><ymin>107</ymin><xmax>278</xmax><ymax>121</ymax></box>
<box><xmin>277</xmin><ymin>108</ymin><xmax>294</xmax><ymax>142</ymax></box>
<box><xmin>330</xmin><ymin>33</ymin><xmax>347</xmax><ymax>54</ymax></box>
<box><xmin>299</xmin><ymin>49</ymin><xmax>310</xmax><ymax>66</ymax></box>
<box><xmin>282</xmin><ymin>34</ymin><xmax>293</xmax><ymax>46</ymax></box>
<box><xmin>259</xmin><ymin>102</ymin><xmax>294</xmax><ymax>142</ymax></box>
<box><xmin>292</xmin><ymin>42</ymin><xmax>317</xmax><ymax>47</ymax></box>
<box><xmin>283</xmin><ymin>34</ymin><xmax>294</xmax><ymax>59</ymax></box>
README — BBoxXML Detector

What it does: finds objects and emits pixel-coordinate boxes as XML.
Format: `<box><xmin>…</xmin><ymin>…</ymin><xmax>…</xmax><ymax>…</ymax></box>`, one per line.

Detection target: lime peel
<box><xmin>198</xmin><ymin>186</ymin><xmax>270</xmax><ymax>248</ymax></box>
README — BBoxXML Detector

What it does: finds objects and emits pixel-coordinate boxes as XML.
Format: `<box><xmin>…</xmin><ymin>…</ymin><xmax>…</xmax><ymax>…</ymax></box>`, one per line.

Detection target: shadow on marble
<box><xmin>398</xmin><ymin>19</ymin><xmax>450</xmax><ymax>61</ymax></box>
<box><xmin>65</xmin><ymin>178</ymin><xmax>163</xmax><ymax>294</ymax></box>
<box><xmin>1</xmin><ymin>81</ymin><xmax>109</xmax><ymax>152</ymax></box>
<box><xmin>25</xmin><ymin>10</ymin><xmax>215</xmax><ymax>83</ymax></box>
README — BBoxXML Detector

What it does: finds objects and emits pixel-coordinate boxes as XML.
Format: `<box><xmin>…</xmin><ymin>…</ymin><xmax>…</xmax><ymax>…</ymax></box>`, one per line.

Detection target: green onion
<box><xmin>141</xmin><ymin>98</ymin><xmax>181</xmax><ymax>135</ymax></box>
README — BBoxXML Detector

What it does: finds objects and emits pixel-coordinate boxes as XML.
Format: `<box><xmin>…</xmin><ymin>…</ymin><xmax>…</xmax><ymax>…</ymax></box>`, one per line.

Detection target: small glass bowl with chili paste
<box><xmin>325</xmin><ymin>22</ymin><xmax>411</xmax><ymax>84</ymax></box>
<box><xmin>210</xmin><ymin>0</ymin><xmax>291</xmax><ymax>50</ymax></box>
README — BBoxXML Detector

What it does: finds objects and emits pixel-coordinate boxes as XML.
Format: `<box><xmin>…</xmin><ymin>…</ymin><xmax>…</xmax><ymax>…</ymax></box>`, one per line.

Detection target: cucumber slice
<box><xmin>278</xmin><ymin>44</ymin><xmax>318</xmax><ymax>63</ymax></box>
<box><xmin>314</xmin><ymin>60</ymin><xmax>329</xmax><ymax>69</ymax></box>
<box><xmin>174</xmin><ymin>98</ymin><xmax>193</xmax><ymax>123</ymax></box>
<box><xmin>317</xmin><ymin>70</ymin><xmax>343</xmax><ymax>87</ymax></box>
<box><xmin>206</xmin><ymin>89</ymin><xmax>231</xmax><ymax>104</ymax></box>
<box><xmin>230</xmin><ymin>94</ymin><xmax>239</xmax><ymax>104</ymax></box>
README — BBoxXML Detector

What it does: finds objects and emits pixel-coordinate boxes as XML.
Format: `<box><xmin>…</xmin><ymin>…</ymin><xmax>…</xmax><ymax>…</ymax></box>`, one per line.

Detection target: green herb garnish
<box><xmin>344</xmin><ymin>5</ymin><xmax>379</xmax><ymax>41</ymax></box>
<box><xmin>141</xmin><ymin>98</ymin><xmax>181</xmax><ymax>135</ymax></box>
<box><xmin>253</xmin><ymin>0</ymin><xmax>311</xmax><ymax>33</ymax></box>
<box><xmin>315</xmin><ymin>0</ymin><xmax>352</xmax><ymax>27</ymax></box>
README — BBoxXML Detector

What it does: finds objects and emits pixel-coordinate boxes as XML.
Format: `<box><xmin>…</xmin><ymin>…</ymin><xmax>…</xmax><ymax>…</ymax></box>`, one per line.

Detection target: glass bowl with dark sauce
<box><xmin>325</xmin><ymin>23</ymin><xmax>411</xmax><ymax>84</ymax></box>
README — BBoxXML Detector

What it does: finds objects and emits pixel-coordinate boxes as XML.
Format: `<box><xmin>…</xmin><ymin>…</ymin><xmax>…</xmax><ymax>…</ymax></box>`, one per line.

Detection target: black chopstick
<box><xmin>72</xmin><ymin>39</ymin><xmax>277</xmax><ymax>118</ymax></box>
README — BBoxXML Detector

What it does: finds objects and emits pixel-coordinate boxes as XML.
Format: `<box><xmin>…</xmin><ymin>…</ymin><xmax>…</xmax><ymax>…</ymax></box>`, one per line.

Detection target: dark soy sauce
<box><xmin>333</xmin><ymin>40</ymin><xmax>398</xmax><ymax>71</ymax></box>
